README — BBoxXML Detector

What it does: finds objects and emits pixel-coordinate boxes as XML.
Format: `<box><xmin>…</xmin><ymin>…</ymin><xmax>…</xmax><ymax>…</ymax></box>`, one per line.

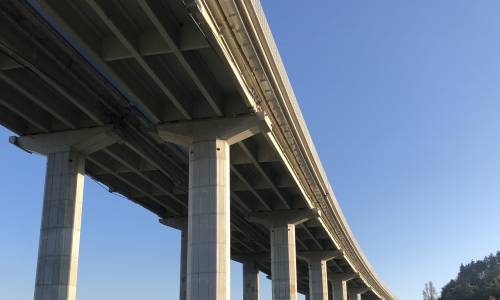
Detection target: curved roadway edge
<box><xmin>192</xmin><ymin>0</ymin><xmax>398</xmax><ymax>299</ymax></box>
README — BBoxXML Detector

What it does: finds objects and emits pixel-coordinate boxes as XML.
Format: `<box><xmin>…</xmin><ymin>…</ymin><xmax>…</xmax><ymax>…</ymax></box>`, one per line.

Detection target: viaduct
<box><xmin>0</xmin><ymin>1</ymin><xmax>397</xmax><ymax>300</ymax></box>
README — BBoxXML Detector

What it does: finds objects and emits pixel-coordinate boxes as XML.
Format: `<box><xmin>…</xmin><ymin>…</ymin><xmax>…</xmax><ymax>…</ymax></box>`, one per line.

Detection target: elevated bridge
<box><xmin>0</xmin><ymin>1</ymin><xmax>396</xmax><ymax>300</ymax></box>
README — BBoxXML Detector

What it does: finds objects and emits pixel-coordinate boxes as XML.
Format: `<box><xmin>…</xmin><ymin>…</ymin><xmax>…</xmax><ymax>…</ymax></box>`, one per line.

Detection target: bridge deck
<box><xmin>0</xmin><ymin>1</ymin><xmax>393</xmax><ymax>299</ymax></box>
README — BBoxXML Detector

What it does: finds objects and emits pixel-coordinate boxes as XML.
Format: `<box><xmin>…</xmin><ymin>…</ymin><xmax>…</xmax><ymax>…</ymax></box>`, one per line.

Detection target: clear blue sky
<box><xmin>1</xmin><ymin>1</ymin><xmax>500</xmax><ymax>299</ymax></box>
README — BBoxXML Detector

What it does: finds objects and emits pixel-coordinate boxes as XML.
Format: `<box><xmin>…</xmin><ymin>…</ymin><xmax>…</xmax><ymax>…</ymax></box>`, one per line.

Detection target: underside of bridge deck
<box><xmin>0</xmin><ymin>1</ymin><xmax>393</xmax><ymax>300</ymax></box>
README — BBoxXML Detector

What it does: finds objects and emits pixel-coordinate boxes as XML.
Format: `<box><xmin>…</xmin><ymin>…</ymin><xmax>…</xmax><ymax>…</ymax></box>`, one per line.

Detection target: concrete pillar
<box><xmin>160</xmin><ymin>218</ymin><xmax>187</xmax><ymax>300</ymax></box>
<box><xmin>186</xmin><ymin>139</ymin><xmax>230</xmax><ymax>300</ymax></box>
<box><xmin>9</xmin><ymin>126</ymin><xmax>120</xmax><ymax>300</ymax></box>
<box><xmin>308</xmin><ymin>259</ymin><xmax>327</xmax><ymax>300</ymax></box>
<box><xmin>330</xmin><ymin>273</ymin><xmax>358</xmax><ymax>300</ymax></box>
<box><xmin>298</xmin><ymin>251</ymin><xmax>341</xmax><ymax>300</ymax></box>
<box><xmin>331</xmin><ymin>279</ymin><xmax>348</xmax><ymax>300</ymax></box>
<box><xmin>271</xmin><ymin>223</ymin><xmax>298</xmax><ymax>300</ymax></box>
<box><xmin>34</xmin><ymin>150</ymin><xmax>85</xmax><ymax>300</ymax></box>
<box><xmin>157</xmin><ymin>112</ymin><xmax>272</xmax><ymax>300</ymax></box>
<box><xmin>243</xmin><ymin>260</ymin><xmax>259</xmax><ymax>300</ymax></box>
<box><xmin>179</xmin><ymin>227</ymin><xmax>187</xmax><ymax>300</ymax></box>
<box><xmin>247</xmin><ymin>209</ymin><xmax>320</xmax><ymax>300</ymax></box>
<box><xmin>348</xmin><ymin>291</ymin><xmax>361</xmax><ymax>300</ymax></box>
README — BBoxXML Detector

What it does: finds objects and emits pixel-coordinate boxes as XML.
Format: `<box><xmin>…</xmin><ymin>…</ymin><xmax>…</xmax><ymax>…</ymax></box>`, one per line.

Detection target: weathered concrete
<box><xmin>34</xmin><ymin>150</ymin><xmax>85</xmax><ymax>300</ymax></box>
<box><xmin>243</xmin><ymin>260</ymin><xmax>260</xmax><ymax>300</ymax></box>
<box><xmin>248</xmin><ymin>209</ymin><xmax>320</xmax><ymax>300</ymax></box>
<box><xmin>298</xmin><ymin>251</ymin><xmax>342</xmax><ymax>300</ymax></box>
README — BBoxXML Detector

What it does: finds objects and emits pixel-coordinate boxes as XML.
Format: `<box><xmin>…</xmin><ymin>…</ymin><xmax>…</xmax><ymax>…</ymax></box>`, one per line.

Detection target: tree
<box><xmin>423</xmin><ymin>281</ymin><xmax>438</xmax><ymax>300</ymax></box>
<box><xmin>440</xmin><ymin>251</ymin><xmax>500</xmax><ymax>300</ymax></box>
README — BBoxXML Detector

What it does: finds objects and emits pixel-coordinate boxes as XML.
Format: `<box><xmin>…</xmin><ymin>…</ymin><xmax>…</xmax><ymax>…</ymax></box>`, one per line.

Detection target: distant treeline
<box><xmin>440</xmin><ymin>251</ymin><xmax>500</xmax><ymax>300</ymax></box>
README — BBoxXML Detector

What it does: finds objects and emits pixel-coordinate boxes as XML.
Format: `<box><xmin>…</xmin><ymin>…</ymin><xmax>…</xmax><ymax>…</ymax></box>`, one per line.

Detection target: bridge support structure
<box><xmin>330</xmin><ymin>273</ymin><xmax>359</xmax><ymax>300</ymax></box>
<box><xmin>243</xmin><ymin>259</ymin><xmax>260</xmax><ymax>300</ymax></box>
<box><xmin>158</xmin><ymin>112</ymin><xmax>271</xmax><ymax>300</ymax></box>
<box><xmin>9</xmin><ymin>126</ymin><xmax>120</xmax><ymax>300</ymax></box>
<box><xmin>35</xmin><ymin>150</ymin><xmax>84</xmax><ymax>300</ymax></box>
<box><xmin>348</xmin><ymin>287</ymin><xmax>370</xmax><ymax>300</ymax></box>
<box><xmin>160</xmin><ymin>217</ymin><xmax>188</xmax><ymax>300</ymax></box>
<box><xmin>247</xmin><ymin>208</ymin><xmax>320</xmax><ymax>300</ymax></box>
<box><xmin>298</xmin><ymin>251</ymin><xmax>343</xmax><ymax>300</ymax></box>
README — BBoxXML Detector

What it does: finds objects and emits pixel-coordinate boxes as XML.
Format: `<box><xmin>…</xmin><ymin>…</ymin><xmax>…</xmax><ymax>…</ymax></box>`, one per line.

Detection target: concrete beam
<box><xmin>330</xmin><ymin>272</ymin><xmax>359</xmax><ymax>283</ymax></box>
<box><xmin>233</xmin><ymin>253</ymin><xmax>270</xmax><ymax>263</ymax></box>
<box><xmin>298</xmin><ymin>250</ymin><xmax>343</xmax><ymax>263</ymax></box>
<box><xmin>9</xmin><ymin>126</ymin><xmax>120</xmax><ymax>155</ymax></box>
<box><xmin>101</xmin><ymin>24</ymin><xmax>209</xmax><ymax>62</ymax></box>
<box><xmin>159</xmin><ymin>217</ymin><xmax>187</xmax><ymax>231</ymax></box>
<box><xmin>0</xmin><ymin>53</ymin><xmax>22</xmax><ymax>70</ymax></box>
<box><xmin>0</xmin><ymin>71</ymin><xmax>80</xmax><ymax>129</ymax></box>
<box><xmin>247</xmin><ymin>208</ymin><xmax>320</xmax><ymax>227</ymax></box>
<box><xmin>157</xmin><ymin>112</ymin><xmax>271</xmax><ymax>145</ymax></box>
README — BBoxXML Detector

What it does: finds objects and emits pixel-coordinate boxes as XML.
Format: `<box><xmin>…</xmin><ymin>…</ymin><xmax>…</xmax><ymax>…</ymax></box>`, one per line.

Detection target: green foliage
<box><xmin>440</xmin><ymin>251</ymin><xmax>500</xmax><ymax>300</ymax></box>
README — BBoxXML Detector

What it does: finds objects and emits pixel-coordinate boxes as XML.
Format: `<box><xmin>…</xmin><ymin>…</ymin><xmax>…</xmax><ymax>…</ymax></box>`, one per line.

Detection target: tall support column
<box><xmin>271</xmin><ymin>223</ymin><xmax>297</xmax><ymax>300</ymax></box>
<box><xmin>243</xmin><ymin>260</ymin><xmax>260</xmax><ymax>300</ymax></box>
<box><xmin>348</xmin><ymin>291</ymin><xmax>361</xmax><ymax>300</ymax></box>
<box><xmin>158</xmin><ymin>112</ymin><xmax>272</xmax><ymax>300</ymax></box>
<box><xmin>179</xmin><ymin>227</ymin><xmax>187</xmax><ymax>300</ymax></box>
<box><xmin>187</xmin><ymin>139</ymin><xmax>230</xmax><ymax>300</ymax></box>
<box><xmin>331</xmin><ymin>279</ymin><xmax>348</xmax><ymax>300</ymax></box>
<box><xmin>348</xmin><ymin>287</ymin><xmax>370</xmax><ymax>300</ymax></box>
<box><xmin>9</xmin><ymin>126</ymin><xmax>120</xmax><ymax>300</ymax></box>
<box><xmin>298</xmin><ymin>251</ymin><xmax>342</xmax><ymax>300</ymax></box>
<box><xmin>308</xmin><ymin>259</ymin><xmax>327</xmax><ymax>300</ymax></box>
<box><xmin>247</xmin><ymin>209</ymin><xmax>320</xmax><ymax>300</ymax></box>
<box><xmin>330</xmin><ymin>273</ymin><xmax>358</xmax><ymax>300</ymax></box>
<box><xmin>160</xmin><ymin>217</ymin><xmax>188</xmax><ymax>300</ymax></box>
<box><xmin>34</xmin><ymin>150</ymin><xmax>85</xmax><ymax>300</ymax></box>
